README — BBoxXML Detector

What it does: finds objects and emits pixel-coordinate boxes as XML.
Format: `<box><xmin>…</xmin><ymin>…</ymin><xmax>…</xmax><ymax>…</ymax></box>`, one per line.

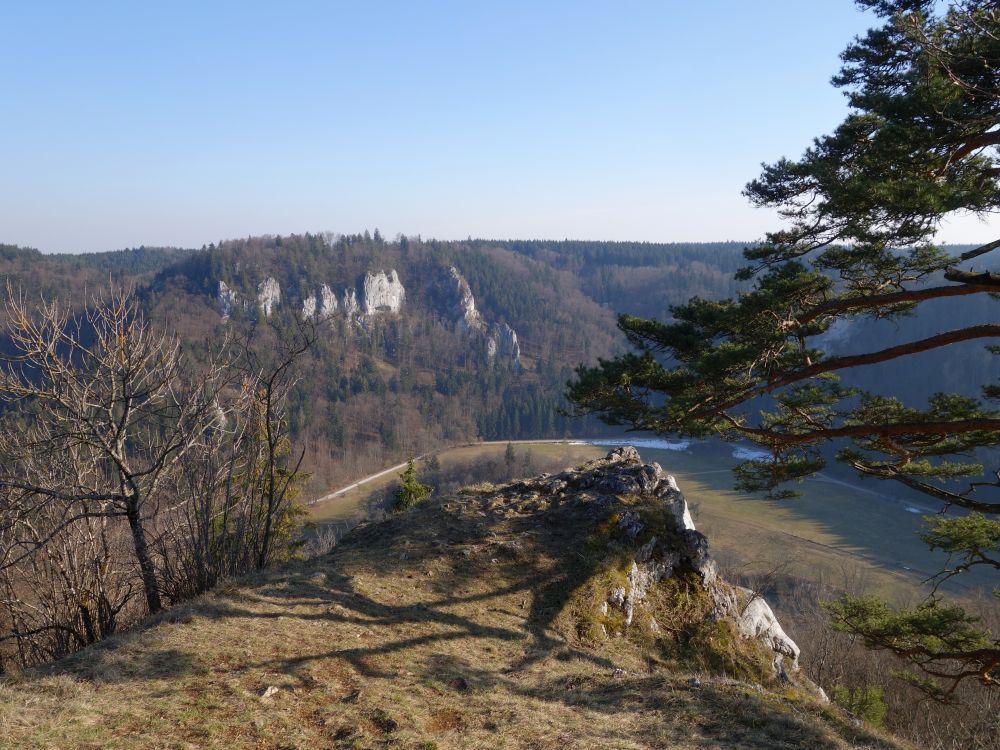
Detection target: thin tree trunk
<box><xmin>125</xmin><ymin>498</ymin><xmax>162</xmax><ymax>614</ymax></box>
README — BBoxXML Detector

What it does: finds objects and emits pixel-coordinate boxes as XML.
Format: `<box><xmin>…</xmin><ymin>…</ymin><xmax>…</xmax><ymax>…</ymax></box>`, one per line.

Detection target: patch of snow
<box><xmin>732</xmin><ymin>446</ymin><xmax>771</xmax><ymax>461</ymax></box>
<box><xmin>590</xmin><ymin>438</ymin><xmax>691</xmax><ymax>451</ymax></box>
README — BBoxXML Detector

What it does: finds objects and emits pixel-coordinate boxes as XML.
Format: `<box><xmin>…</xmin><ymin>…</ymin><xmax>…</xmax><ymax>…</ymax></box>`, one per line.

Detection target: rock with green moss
<box><xmin>573</xmin><ymin>446</ymin><xmax>800</xmax><ymax>676</ymax></box>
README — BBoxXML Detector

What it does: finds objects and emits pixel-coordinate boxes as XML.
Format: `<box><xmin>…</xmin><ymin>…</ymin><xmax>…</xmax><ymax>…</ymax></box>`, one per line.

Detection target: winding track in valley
<box><xmin>309</xmin><ymin>439</ymin><xmax>587</xmax><ymax>507</ymax></box>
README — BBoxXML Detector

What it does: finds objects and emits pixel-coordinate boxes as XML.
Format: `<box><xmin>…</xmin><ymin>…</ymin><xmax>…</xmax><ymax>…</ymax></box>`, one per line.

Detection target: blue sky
<box><xmin>1</xmin><ymin>1</ymin><xmax>993</xmax><ymax>253</ymax></box>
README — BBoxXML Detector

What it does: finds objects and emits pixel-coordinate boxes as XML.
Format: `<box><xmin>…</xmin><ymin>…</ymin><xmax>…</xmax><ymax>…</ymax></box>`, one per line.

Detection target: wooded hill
<box><xmin>0</xmin><ymin>235</ymin><xmax>746</xmax><ymax>494</ymax></box>
<box><xmin>0</xmin><ymin>235</ymin><xmax>991</xmax><ymax>495</ymax></box>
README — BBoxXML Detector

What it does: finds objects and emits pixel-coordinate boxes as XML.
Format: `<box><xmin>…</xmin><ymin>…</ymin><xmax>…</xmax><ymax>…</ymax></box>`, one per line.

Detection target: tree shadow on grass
<box><xmin>176</xmin><ymin>490</ymin><xmax>619</xmax><ymax>686</ymax></box>
<box><xmin>14</xmin><ymin>483</ymin><xmax>908</xmax><ymax>749</ymax></box>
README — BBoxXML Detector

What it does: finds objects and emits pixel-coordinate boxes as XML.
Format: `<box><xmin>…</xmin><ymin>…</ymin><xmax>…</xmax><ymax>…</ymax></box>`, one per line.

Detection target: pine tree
<box><xmin>568</xmin><ymin>0</ymin><xmax>1000</xmax><ymax>699</ymax></box>
<box><xmin>393</xmin><ymin>458</ymin><xmax>432</xmax><ymax>512</ymax></box>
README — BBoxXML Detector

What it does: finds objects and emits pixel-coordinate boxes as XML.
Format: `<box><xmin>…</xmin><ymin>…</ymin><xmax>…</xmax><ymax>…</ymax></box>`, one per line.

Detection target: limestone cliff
<box><xmin>341</xmin><ymin>287</ymin><xmax>360</xmax><ymax>317</ymax></box>
<box><xmin>446</xmin><ymin>266</ymin><xmax>523</xmax><ymax>369</ymax></box>
<box><xmin>302</xmin><ymin>284</ymin><xmax>338</xmax><ymax>320</ymax></box>
<box><xmin>216</xmin><ymin>280</ymin><xmax>239</xmax><ymax>320</ymax></box>
<box><xmin>257</xmin><ymin>277</ymin><xmax>281</xmax><ymax>318</ymax></box>
<box><xmin>490</xmin><ymin>322</ymin><xmax>522</xmax><ymax>371</ymax></box>
<box><xmin>362</xmin><ymin>269</ymin><xmax>405</xmax><ymax>315</ymax></box>
<box><xmin>448</xmin><ymin>266</ymin><xmax>486</xmax><ymax>332</ymax></box>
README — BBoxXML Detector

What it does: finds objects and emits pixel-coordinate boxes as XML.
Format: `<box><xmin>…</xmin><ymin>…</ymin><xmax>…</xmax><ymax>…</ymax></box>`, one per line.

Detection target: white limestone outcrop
<box><xmin>444</xmin><ymin>266</ymin><xmax>523</xmax><ymax>369</ymax></box>
<box><xmin>342</xmin><ymin>287</ymin><xmax>360</xmax><ymax>317</ymax></box>
<box><xmin>735</xmin><ymin>591</ymin><xmax>801</xmax><ymax>670</ymax></box>
<box><xmin>448</xmin><ymin>266</ymin><xmax>485</xmax><ymax>332</ymax></box>
<box><xmin>490</xmin><ymin>322</ymin><xmax>522</xmax><ymax>370</ymax></box>
<box><xmin>318</xmin><ymin>284</ymin><xmax>338</xmax><ymax>319</ymax></box>
<box><xmin>362</xmin><ymin>269</ymin><xmax>405</xmax><ymax>315</ymax></box>
<box><xmin>257</xmin><ymin>277</ymin><xmax>281</xmax><ymax>318</ymax></box>
<box><xmin>302</xmin><ymin>284</ymin><xmax>338</xmax><ymax>320</ymax></box>
<box><xmin>217</xmin><ymin>281</ymin><xmax>239</xmax><ymax>320</ymax></box>
<box><xmin>302</xmin><ymin>294</ymin><xmax>316</xmax><ymax>319</ymax></box>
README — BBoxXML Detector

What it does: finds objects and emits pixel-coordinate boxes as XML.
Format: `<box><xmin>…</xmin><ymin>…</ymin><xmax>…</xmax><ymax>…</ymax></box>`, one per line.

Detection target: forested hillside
<box><xmin>0</xmin><ymin>235</ymin><xmax>747</xmax><ymax>494</ymax></box>
<box><xmin>0</xmin><ymin>234</ymin><xmax>992</xmax><ymax>495</ymax></box>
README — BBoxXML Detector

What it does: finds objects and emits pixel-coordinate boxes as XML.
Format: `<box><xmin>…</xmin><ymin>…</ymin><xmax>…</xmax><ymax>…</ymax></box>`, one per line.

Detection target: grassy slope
<box><xmin>642</xmin><ymin>444</ymin><xmax>995</xmax><ymax>599</ymax></box>
<box><xmin>0</xmin><ymin>461</ymin><xmax>907</xmax><ymax>750</ymax></box>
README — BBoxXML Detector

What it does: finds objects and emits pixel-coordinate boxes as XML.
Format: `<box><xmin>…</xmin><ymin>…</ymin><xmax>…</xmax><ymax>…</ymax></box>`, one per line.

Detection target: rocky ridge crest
<box><xmin>471</xmin><ymin>446</ymin><xmax>801</xmax><ymax>678</ymax></box>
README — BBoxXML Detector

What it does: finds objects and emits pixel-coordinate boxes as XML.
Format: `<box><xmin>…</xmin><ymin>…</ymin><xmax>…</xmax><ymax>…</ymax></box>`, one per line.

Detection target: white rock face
<box><xmin>301</xmin><ymin>293</ymin><xmax>317</xmax><ymax>319</ymax></box>
<box><xmin>490</xmin><ymin>322</ymin><xmax>522</xmax><ymax>370</ymax></box>
<box><xmin>665</xmin><ymin>474</ymin><xmax>696</xmax><ymax>530</ymax></box>
<box><xmin>362</xmin><ymin>269</ymin><xmax>405</xmax><ymax>314</ymax></box>
<box><xmin>302</xmin><ymin>284</ymin><xmax>339</xmax><ymax>320</ymax></box>
<box><xmin>733</xmin><ymin>588</ymin><xmax>801</xmax><ymax>671</ymax></box>
<box><xmin>342</xmin><ymin>288</ymin><xmax>359</xmax><ymax>317</ymax></box>
<box><xmin>448</xmin><ymin>266</ymin><xmax>485</xmax><ymax>332</ymax></box>
<box><xmin>443</xmin><ymin>266</ymin><xmax>523</xmax><ymax>369</ymax></box>
<box><xmin>257</xmin><ymin>277</ymin><xmax>281</xmax><ymax>318</ymax></box>
<box><xmin>318</xmin><ymin>284</ymin><xmax>338</xmax><ymax>319</ymax></box>
<box><xmin>217</xmin><ymin>281</ymin><xmax>239</xmax><ymax>320</ymax></box>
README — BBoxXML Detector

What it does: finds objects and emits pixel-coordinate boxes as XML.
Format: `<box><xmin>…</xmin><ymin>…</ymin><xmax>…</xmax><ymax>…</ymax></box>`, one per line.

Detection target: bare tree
<box><xmin>0</xmin><ymin>286</ymin><xmax>227</xmax><ymax>615</ymax></box>
<box><xmin>0</xmin><ymin>286</ymin><xmax>315</xmax><ymax>668</ymax></box>
<box><xmin>231</xmin><ymin>319</ymin><xmax>315</xmax><ymax>569</ymax></box>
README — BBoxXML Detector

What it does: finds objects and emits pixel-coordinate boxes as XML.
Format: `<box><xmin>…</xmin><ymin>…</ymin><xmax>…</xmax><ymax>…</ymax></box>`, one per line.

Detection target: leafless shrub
<box><xmin>0</xmin><ymin>286</ymin><xmax>312</xmax><ymax>669</ymax></box>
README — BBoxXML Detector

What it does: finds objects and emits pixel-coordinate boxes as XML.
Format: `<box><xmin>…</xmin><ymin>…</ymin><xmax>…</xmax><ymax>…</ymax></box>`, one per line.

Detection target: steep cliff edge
<box><xmin>446</xmin><ymin>266</ymin><xmax>523</xmax><ymax>369</ymax></box>
<box><xmin>0</xmin><ymin>448</ymin><xmax>907</xmax><ymax>750</ymax></box>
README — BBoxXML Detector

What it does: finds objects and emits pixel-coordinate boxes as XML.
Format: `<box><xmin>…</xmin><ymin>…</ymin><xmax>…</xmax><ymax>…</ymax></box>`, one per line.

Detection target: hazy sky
<box><xmin>2</xmin><ymin>1</ymin><xmax>994</xmax><ymax>253</ymax></box>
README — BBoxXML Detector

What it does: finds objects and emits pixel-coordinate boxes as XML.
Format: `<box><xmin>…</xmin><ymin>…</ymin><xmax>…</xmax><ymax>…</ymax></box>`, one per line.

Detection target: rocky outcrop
<box><xmin>302</xmin><ymin>284</ymin><xmax>338</xmax><ymax>320</ymax></box>
<box><xmin>341</xmin><ymin>288</ymin><xmax>360</xmax><ymax>317</ymax></box>
<box><xmin>490</xmin><ymin>322</ymin><xmax>522</xmax><ymax>370</ymax></box>
<box><xmin>444</xmin><ymin>267</ymin><xmax>522</xmax><ymax>369</ymax></box>
<box><xmin>257</xmin><ymin>277</ymin><xmax>281</xmax><ymax>318</ymax></box>
<box><xmin>319</xmin><ymin>284</ymin><xmax>338</xmax><ymax>319</ymax></box>
<box><xmin>593</xmin><ymin>448</ymin><xmax>799</xmax><ymax>674</ymax></box>
<box><xmin>362</xmin><ymin>269</ymin><xmax>404</xmax><ymax>315</ymax></box>
<box><xmin>217</xmin><ymin>281</ymin><xmax>240</xmax><ymax>320</ymax></box>
<box><xmin>483</xmin><ymin>446</ymin><xmax>800</xmax><ymax>676</ymax></box>
<box><xmin>448</xmin><ymin>266</ymin><xmax>485</xmax><ymax>332</ymax></box>
<box><xmin>713</xmin><ymin>587</ymin><xmax>801</xmax><ymax>675</ymax></box>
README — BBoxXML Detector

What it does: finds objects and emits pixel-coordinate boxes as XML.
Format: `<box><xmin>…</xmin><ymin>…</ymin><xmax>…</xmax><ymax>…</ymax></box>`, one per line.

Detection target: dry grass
<box><xmin>0</xmin><ymin>466</ymin><xmax>911</xmax><ymax>750</ymax></box>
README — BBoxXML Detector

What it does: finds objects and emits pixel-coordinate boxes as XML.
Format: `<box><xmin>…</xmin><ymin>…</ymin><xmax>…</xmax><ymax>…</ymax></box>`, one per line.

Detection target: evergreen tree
<box><xmin>568</xmin><ymin>0</ymin><xmax>1000</xmax><ymax>699</ymax></box>
<box><xmin>393</xmin><ymin>458</ymin><xmax>432</xmax><ymax>512</ymax></box>
<box><xmin>505</xmin><ymin>441</ymin><xmax>517</xmax><ymax>476</ymax></box>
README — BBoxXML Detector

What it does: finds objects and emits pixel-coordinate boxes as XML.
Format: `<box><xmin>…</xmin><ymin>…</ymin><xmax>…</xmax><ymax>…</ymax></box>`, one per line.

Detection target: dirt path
<box><xmin>309</xmin><ymin>439</ymin><xmax>588</xmax><ymax>506</ymax></box>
